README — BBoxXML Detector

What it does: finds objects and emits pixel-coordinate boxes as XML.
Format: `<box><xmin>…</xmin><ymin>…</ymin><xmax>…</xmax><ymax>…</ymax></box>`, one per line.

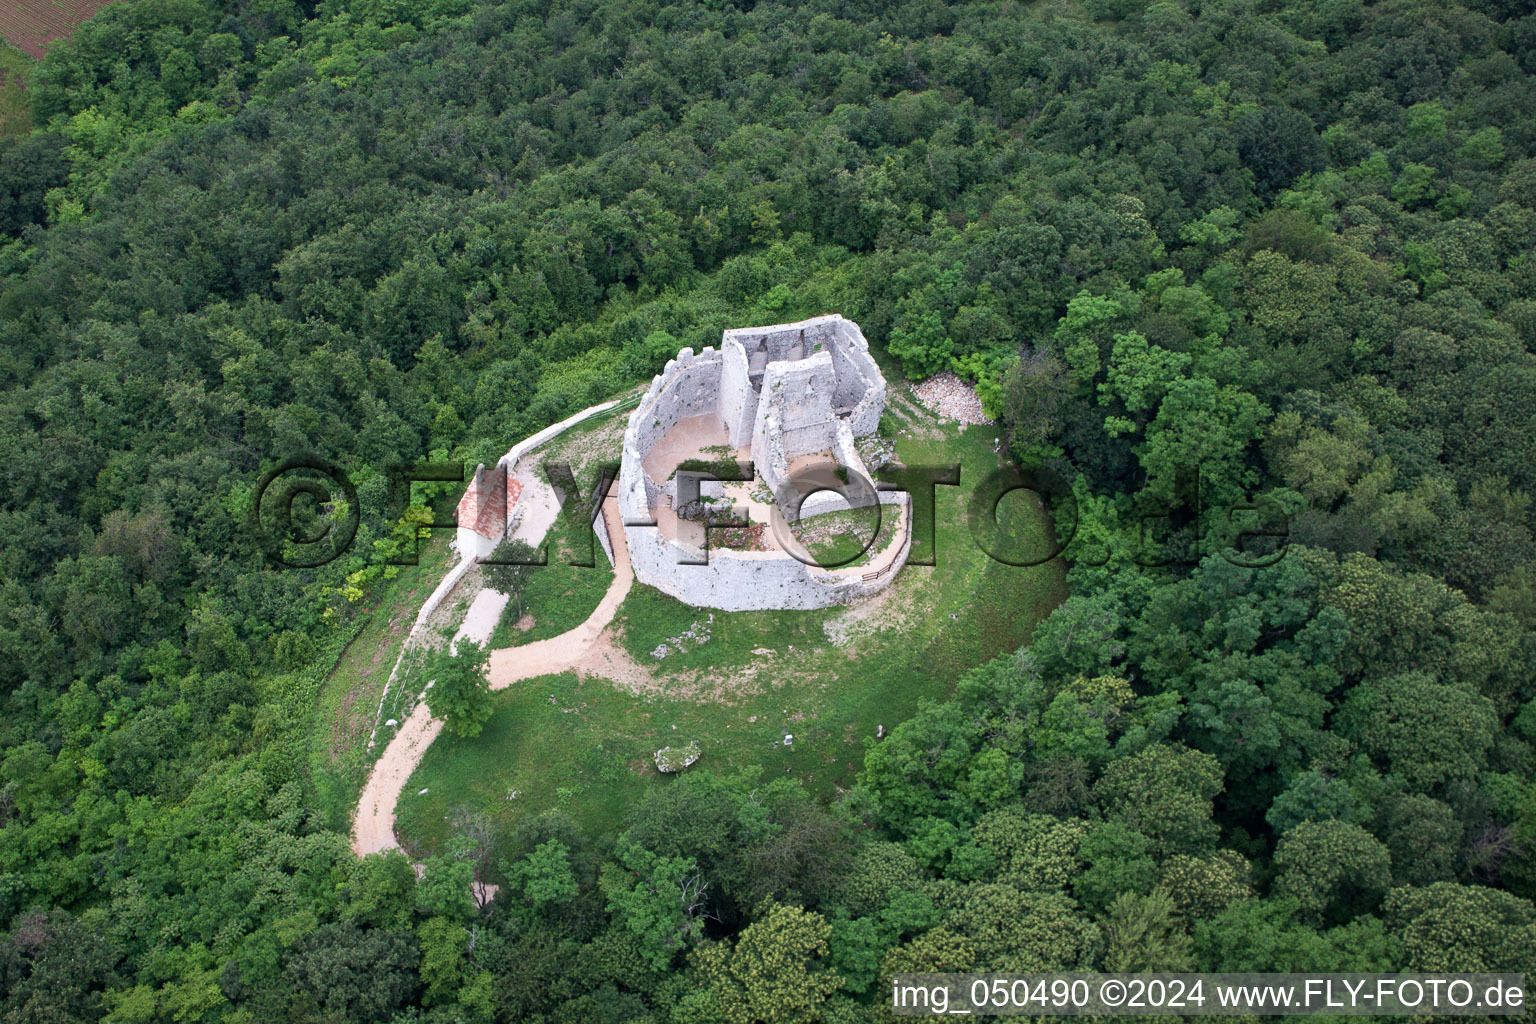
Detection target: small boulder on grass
<box><xmin>654</xmin><ymin>741</ymin><xmax>702</xmax><ymax>773</ymax></box>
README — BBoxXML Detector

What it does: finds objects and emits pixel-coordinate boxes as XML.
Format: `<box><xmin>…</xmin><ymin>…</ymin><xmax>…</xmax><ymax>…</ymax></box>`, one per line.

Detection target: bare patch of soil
<box><xmin>821</xmin><ymin>561</ymin><xmax>921</xmax><ymax>649</ymax></box>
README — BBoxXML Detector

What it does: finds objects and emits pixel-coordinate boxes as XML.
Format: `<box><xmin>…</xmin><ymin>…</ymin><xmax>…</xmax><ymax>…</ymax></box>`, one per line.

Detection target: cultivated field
<box><xmin>0</xmin><ymin>0</ymin><xmax>112</xmax><ymax>59</ymax></box>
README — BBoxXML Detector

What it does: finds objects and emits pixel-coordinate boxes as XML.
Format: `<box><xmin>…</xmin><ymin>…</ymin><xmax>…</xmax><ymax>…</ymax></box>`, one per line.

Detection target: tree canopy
<box><xmin>4</xmin><ymin>0</ymin><xmax>1536</xmax><ymax>1018</ymax></box>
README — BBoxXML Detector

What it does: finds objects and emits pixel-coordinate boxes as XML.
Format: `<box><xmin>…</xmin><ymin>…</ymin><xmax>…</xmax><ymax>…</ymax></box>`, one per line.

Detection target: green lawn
<box><xmin>539</xmin><ymin>393</ymin><xmax>639</xmax><ymax>482</ymax></box>
<box><xmin>487</xmin><ymin>512</ymin><xmax>616</xmax><ymax>648</ymax></box>
<box><xmin>395</xmin><ymin>392</ymin><xmax>1068</xmax><ymax>861</ymax></box>
<box><xmin>797</xmin><ymin>505</ymin><xmax>884</xmax><ymax>568</ymax></box>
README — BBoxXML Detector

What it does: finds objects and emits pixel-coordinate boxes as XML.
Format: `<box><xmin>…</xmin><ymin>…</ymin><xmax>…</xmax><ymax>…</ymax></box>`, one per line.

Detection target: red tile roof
<box><xmin>458</xmin><ymin>464</ymin><xmax>507</xmax><ymax>540</ymax></box>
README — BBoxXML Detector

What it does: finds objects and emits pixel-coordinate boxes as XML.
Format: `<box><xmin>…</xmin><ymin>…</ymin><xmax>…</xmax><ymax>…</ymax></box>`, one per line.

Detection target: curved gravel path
<box><xmin>351</xmin><ymin>497</ymin><xmax>633</xmax><ymax>857</ymax></box>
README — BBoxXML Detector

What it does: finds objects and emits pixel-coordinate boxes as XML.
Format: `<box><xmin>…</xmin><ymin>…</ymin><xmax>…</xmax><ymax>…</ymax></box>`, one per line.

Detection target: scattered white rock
<box><xmin>385</xmin><ymin>718</ymin><xmax>398</xmax><ymax>727</ymax></box>
<box><xmin>651</xmin><ymin>616</ymin><xmax>715</xmax><ymax>658</ymax></box>
<box><xmin>856</xmin><ymin>433</ymin><xmax>897</xmax><ymax>469</ymax></box>
<box><xmin>654</xmin><ymin>741</ymin><xmax>702</xmax><ymax>773</ymax></box>
<box><xmin>913</xmin><ymin>371</ymin><xmax>990</xmax><ymax>425</ymax></box>
<box><xmin>418</xmin><ymin>788</ymin><xmax>429</xmax><ymax>796</ymax></box>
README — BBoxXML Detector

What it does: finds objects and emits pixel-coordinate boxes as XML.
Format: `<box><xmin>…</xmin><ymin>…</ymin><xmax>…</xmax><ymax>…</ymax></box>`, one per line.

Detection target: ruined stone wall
<box><xmin>617</xmin><ymin>347</ymin><xmax>724</xmax><ymax>538</ymax></box>
<box><xmin>722</xmin><ymin>314</ymin><xmax>842</xmax><ymax>363</ymax></box>
<box><xmin>753</xmin><ymin>350</ymin><xmax>839</xmax><ymax>461</ymax></box>
<box><xmin>630</xmin><ymin>347</ymin><xmax>724</xmax><ymax>455</ymax></box>
<box><xmin>620</xmin><ymin>317</ymin><xmax>904</xmax><ymax>611</ymax></box>
<box><xmin>625</xmin><ymin>491</ymin><xmax>913</xmax><ymax>611</ymax></box>
<box><xmin>792</xmin><ymin>420</ymin><xmax>879</xmax><ymax>521</ymax></box>
<box><xmin>720</xmin><ymin>315</ymin><xmax>884</xmax><ymax>434</ymax></box>
<box><xmin>829</xmin><ymin>317</ymin><xmax>885</xmax><ymax>435</ymax></box>
<box><xmin>717</xmin><ymin>338</ymin><xmax>756</xmax><ymax>448</ymax></box>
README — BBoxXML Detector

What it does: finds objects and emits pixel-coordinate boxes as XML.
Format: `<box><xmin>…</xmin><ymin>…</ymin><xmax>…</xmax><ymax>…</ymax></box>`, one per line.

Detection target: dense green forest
<box><xmin>4</xmin><ymin>0</ymin><xmax>1536</xmax><ymax>1019</ymax></box>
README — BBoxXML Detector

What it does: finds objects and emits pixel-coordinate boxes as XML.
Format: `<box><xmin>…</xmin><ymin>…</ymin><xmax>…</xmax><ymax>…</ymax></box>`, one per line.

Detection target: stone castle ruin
<box><xmin>617</xmin><ymin>314</ymin><xmax>912</xmax><ymax>611</ymax></box>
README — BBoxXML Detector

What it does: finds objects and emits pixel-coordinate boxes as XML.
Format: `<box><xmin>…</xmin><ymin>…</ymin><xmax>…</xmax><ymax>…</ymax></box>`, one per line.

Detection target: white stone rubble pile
<box><xmin>913</xmin><ymin>372</ymin><xmax>990</xmax><ymax>425</ymax></box>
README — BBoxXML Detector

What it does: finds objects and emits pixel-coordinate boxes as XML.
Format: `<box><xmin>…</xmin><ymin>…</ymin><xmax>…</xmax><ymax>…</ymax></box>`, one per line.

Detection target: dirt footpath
<box><xmin>350</xmin><ymin>497</ymin><xmax>633</xmax><ymax>857</ymax></box>
<box><xmin>453</xmin><ymin>588</ymin><xmax>508</xmax><ymax>653</ymax></box>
